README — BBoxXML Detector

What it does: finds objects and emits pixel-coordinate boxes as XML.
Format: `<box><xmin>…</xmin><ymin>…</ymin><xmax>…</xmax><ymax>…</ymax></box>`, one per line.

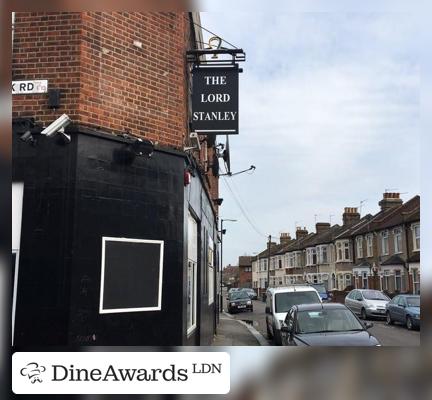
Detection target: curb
<box><xmin>222</xmin><ymin>312</ymin><xmax>269</xmax><ymax>346</ymax></box>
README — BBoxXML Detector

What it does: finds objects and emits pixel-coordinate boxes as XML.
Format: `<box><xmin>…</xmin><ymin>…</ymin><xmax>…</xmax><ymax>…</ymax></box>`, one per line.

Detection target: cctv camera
<box><xmin>189</xmin><ymin>132</ymin><xmax>201</xmax><ymax>151</ymax></box>
<box><xmin>41</xmin><ymin>114</ymin><xmax>71</xmax><ymax>137</ymax></box>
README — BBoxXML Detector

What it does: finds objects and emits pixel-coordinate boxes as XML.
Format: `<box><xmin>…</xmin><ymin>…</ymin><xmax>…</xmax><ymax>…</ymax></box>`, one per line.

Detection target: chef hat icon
<box><xmin>20</xmin><ymin>362</ymin><xmax>46</xmax><ymax>383</ymax></box>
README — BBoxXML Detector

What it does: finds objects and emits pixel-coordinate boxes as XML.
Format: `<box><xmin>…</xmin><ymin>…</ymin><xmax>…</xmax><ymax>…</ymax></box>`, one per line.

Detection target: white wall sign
<box><xmin>12</xmin><ymin>80</ymin><xmax>48</xmax><ymax>95</ymax></box>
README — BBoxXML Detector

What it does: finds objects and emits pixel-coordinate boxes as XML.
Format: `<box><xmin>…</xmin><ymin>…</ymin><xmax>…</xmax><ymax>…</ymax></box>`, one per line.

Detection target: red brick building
<box><xmin>12</xmin><ymin>12</ymin><xmax>221</xmax><ymax>346</ymax></box>
<box><xmin>238</xmin><ymin>256</ymin><xmax>252</xmax><ymax>288</ymax></box>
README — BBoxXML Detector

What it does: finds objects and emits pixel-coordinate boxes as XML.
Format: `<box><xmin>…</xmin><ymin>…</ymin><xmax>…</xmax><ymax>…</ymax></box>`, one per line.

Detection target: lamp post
<box><xmin>220</xmin><ymin>218</ymin><xmax>237</xmax><ymax>313</ymax></box>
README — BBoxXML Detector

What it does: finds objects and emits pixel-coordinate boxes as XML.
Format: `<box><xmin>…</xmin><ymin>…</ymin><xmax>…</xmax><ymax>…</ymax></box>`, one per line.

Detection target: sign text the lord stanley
<box><xmin>191</xmin><ymin>67</ymin><xmax>239</xmax><ymax>135</ymax></box>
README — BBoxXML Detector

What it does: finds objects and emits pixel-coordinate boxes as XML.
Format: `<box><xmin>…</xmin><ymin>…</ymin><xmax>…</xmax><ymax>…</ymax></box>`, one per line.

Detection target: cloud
<box><xmin>200</xmin><ymin>11</ymin><xmax>420</xmax><ymax>264</ymax></box>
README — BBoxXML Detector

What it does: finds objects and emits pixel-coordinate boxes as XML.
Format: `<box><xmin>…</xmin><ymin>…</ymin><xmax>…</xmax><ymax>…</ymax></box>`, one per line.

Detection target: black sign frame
<box><xmin>191</xmin><ymin>65</ymin><xmax>239</xmax><ymax>135</ymax></box>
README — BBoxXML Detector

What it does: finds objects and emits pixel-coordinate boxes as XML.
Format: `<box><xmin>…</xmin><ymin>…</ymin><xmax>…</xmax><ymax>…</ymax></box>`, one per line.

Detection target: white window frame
<box><xmin>99</xmin><ymin>237</ymin><xmax>164</xmax><ymax>314</ymax></box>
<box><xmin>411</xmin><ymin>223</ymin><xmax>420</xmax><ymax>251</ymax></box>
<box><xmin>380</xmin><ymin>230</ymin><xmax>389</xmax><ymax>255</ymax></box>
<box><xmin>187</xmin><ymin>214</ymin><xmax>198</xmax><ymax>335</ymax></box>
<box><xmin>336</xmin><ymin>240</ymin><xmax>351</xmax><ymax>262</ymax></box>
<box><xmin>366</xmin><ymin>234</ymin><xmax>373</xmax><ymax>257</ymax></box>
<box><xmin>208</xmin><ymin>235</ymin><xmax>215</xmax><ymax>305</ymax></box>
<box><xmin>394</xmin><ymin>270</ymin><xmax>402</xmax><ymax>292</ymax></box>
<box><xmin>393</xmin><ymin>228</ymin><xmax>403</xmax><ymax>254</ymax></box>
<box><xmin>356</xmin><ymin>236</ymin><xmax>363</xmax><ymax>259</ymax></box>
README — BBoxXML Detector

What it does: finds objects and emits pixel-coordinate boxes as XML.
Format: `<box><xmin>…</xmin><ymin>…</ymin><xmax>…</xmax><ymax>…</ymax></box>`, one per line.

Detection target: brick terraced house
<box><xmin>251</xmin><ymin>193</ymin><xmax>420</xmax><ymax>295</ymax></box>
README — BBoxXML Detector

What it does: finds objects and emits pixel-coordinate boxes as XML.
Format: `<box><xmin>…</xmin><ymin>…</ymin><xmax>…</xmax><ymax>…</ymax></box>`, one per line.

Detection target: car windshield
<box><xmin>275</xmin><ymin>291</ymin><xmax>320</xmax><ymax>313</ymax></box>
<box><xmin>296</xmin><ymin>309</ymin><xmax>364</xmax><ymax>334</ymax></box>
<box><xmin>311</xmin><ymin>284</ymin><xmax>326</xmax><ymax>293</ymax></box>
<box><xmin>362</xmin><ymin>290</ymin><xmax>389</xmax><ymax>301</ymax></box>
<box><xmin>406</xmin><ymin>297</ymin><xmax>420</xmax><ymax>307</ymax></box>
<box><xmin>231</xmin><ymin>291</ymin><xmax>250</xmax><ymax>300</ymax></box>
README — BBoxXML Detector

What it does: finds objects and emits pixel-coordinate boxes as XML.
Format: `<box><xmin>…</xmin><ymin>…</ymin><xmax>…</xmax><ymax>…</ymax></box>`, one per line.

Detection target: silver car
<box><xmin>345</xmin><ymin>289</ymin><xmax>390</xmax><ymax>320</ymax></box>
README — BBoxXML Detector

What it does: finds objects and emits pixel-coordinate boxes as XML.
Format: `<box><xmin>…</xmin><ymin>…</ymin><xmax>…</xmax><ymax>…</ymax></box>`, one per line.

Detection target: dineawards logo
<box><xmin>20</xmin><ymin>362</ymin><xmax>47</xmax><ymax>383</ymax></box>
<box><xmin>12</xmin><ymin>352</ymin><xmax>230</xmax><ymax>395</ymax></box>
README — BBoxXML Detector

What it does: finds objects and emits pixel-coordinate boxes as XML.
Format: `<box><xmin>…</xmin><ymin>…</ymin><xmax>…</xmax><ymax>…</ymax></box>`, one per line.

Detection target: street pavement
<box><xmin>224</xmin><ymin>295</ymin><xmax>420</xmax><ymax>346</ymax></box>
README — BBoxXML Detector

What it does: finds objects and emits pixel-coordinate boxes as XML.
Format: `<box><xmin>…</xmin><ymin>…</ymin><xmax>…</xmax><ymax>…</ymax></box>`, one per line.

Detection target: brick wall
<box><xmin>12</xmin><ymin>11</ymin><xmax>220</xmax><ymax>212</ymax></box>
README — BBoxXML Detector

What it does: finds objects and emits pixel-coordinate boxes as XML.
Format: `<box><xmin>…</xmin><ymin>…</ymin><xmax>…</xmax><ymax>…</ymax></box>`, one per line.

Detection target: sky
<box><xmin>199</xmin><ymin>9</ymin><xmax>421</xmax><ymax>267</ymax></box>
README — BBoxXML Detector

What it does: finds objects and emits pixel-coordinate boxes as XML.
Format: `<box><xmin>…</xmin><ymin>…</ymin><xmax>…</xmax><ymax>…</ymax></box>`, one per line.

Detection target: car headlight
<box><xmin>231</xmin><ymin>302</ymin><xmax>236</xmax><ymax>306</ymax></box>
<box><xmin>414</xmin><ymin>314</ymin><xmax>420</xmax><ymax>319</ymax></box>
<box><xmin>247</xmin><ymin>301</ymin><xmax>252</xmax><ymax>305</ymax></box>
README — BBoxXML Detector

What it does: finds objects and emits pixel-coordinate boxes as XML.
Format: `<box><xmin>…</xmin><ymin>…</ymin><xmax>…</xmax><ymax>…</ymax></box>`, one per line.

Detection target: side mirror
<box><xmin>364</xmin><ymin>322</ymin><xmax>373</xmax><ymax>329</ymax></box>
<box><xmin>280</xmin><ymin>323</ymin><xmax>290</xmax><ymax>333</ymax></box>
<box><xmin>265</xmin><ymin>306</ymin><xmax>271</xmax><ymax>314</ymax></box>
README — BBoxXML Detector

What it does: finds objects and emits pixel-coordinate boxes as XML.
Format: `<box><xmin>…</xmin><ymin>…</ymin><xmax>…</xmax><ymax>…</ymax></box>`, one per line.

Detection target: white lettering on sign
<box><xmin>192</xmin><ymin>111</ymin><xmax>237</xmax><ymax>121</ymax></box>
<box><xmin>12</xmin><ymin>80</ymin><xmax>48</xmax><ymax>95</ymax></box>
<box><xmin>200</xmin><ymin>93</ymin><xmax>231</xmax><ymax>103</ymax></box>
<box><xmin>204</xmin><ymin>75</ymin><xmax>226</xmax><ymax>85</ymax></box>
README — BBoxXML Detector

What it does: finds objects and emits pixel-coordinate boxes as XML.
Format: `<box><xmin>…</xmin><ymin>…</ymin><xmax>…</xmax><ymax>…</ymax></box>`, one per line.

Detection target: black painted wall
<box><xmin>12</xmin><ymin>126</ymin><xmax>217</xmax><ymax>346</ymax></box>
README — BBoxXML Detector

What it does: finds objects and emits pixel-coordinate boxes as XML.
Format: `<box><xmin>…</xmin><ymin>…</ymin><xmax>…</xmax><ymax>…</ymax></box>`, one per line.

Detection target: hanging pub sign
<box><xmin>191</xmin><ymin>66</ymin><xmax>239</xmax><ymax>135</ymax></box>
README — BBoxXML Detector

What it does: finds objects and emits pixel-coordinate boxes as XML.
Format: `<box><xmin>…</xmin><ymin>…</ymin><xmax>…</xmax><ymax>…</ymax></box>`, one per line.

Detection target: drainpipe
<box><xmin>12</xmin><ymin>12</ymin><xmax>15</xmax><ymax>49</ymax></box>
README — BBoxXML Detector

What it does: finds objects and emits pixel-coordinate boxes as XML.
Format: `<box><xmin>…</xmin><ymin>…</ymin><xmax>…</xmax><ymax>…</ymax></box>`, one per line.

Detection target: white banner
<box><xmin>12</xmin><ymin>352</ymin><xmax>230</xmax><ymax>394</ymax></box>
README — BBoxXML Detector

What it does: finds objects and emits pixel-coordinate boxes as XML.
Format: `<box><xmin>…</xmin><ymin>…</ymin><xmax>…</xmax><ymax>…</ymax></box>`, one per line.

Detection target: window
<box><xmin>345</xmin><ymin>274</ymin><xmax>351</xmax><ymax>288</ymax></box>
<box><xmin>99</xmin><ymin>237</ymin><xmax>164</xmax><ymax>315</ymax></box>
<box><xmin>382</xmin><ymin>270</ymin><xmax>390</xmax><ymax>291</ymax></box>
<box><xmin>362</xmin><ymin>272</ymin><xmax>368</xmax><ymax>289</ymax></box>
<box><xmin>366</xmin><ymin>234</ymin><xmax>373</xmax><ymax>257</ymax></box>
<box><xmin>380</xmin><ymin>231</ymin><xmax>389</xmax><ymax>255</ymax></box>
<box><xmin>289</xmin><ymin>253</ymin><xmax>295</xmax><ymax>267</ymax></box>
<box><xmin>394</xmin><ymin>228</ymin><xmax>402</xmax><ymax>254</ymax></box>
<box><xmin>321</xmin><ymin>246</ymin><xmax>328</xmax><ymax>263</ymax></box>
<box><xmin>356</xmin><ymin>236</ymin><xmax>363</xmax><ymax>259</ymax></box>
<box><xmin>278</xmin><ymin>258</ymin><xmax>282</xmax><ymax>269</ymax></box>
<box><xmin>412</xmin><ymin>224</ymin><xmax>420</xmax><ymax>251</ymax></box>
<box><xmin>187</xmin><ymin>214</ymin><xmax>198</xmax><ymax>334</ymax></box>
<box><xmin>395</xmin><ymin>270</ymin><xmax>402</xmax><ymax>292</ymax></box>
<box><xmin>208</xmin><ymin>235</ymin><xmax>214</xmax><ymax>304</ymax></box>
<box><xmin>306</xmin><ymin>248</ymin><xmax>316</xmax><ymax>266</ymax></box>
<box><xmin>336</xmin><ymin>241</ymin><xmax>351</xmax><ymax>262</ymax></box>
<box><xmin>412</xmin><ymin>268</ymin><xmax>420</xmax><ymax>294</ymax></box>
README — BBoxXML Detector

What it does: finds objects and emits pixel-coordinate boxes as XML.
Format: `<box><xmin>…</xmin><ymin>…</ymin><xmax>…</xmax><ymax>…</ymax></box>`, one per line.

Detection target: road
<box><xmin>223</xmin><ymin>294</ymin><xmax>420</xmax><ymax>346</ymax></box>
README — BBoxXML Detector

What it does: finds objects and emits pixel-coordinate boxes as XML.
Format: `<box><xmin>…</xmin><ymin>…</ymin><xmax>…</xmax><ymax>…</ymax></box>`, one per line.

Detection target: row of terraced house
<box><xmin>251</xmin><ymin>193</ymin><xmax>420</xmax><ymax>296</ymax></box>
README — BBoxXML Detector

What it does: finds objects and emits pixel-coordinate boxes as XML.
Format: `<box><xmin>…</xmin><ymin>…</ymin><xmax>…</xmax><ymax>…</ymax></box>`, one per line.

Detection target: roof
<box><xmin>335</xmin><ymin>214</ymin><xmax>374</xmax><ymax>240</ymax></box>
<box><xmin>266</xmin><ymin>285</ymin><xmax>318</xmax><ymax>294</ymax></box>
<box><xmin>307</xmin><ymin>224</ymin><xmax>343</xmax><ymax>246</ymax></box>
<box><xmin>381</xmin><ymin>255</ymin><xmax>405</xmax><ymax>266</ymax></box>
<box><xmin>352</xmin><ymin>196</ymin><xmax>420</xmax><ymax>236</ymax></box>
<box><xmin>295</xmin><ymin>303</ymin><xmax>347</xmax><ymax>311</ymax></box>
<box><xmin>354</xmin><ymin>261</ymin><xmax>372</xmax><ymax>268</ymax></box>
<box><xmin>238</xmin><ymin>256</ymin><xmax>252</xmax><ymax>266</ymax></box>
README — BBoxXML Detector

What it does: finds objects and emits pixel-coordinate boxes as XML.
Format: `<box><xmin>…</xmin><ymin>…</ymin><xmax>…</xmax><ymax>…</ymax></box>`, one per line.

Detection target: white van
<box><xmin>265</xmin><ymin>285</ymin><xmax>322</xmax><ymax>345</ymax></box>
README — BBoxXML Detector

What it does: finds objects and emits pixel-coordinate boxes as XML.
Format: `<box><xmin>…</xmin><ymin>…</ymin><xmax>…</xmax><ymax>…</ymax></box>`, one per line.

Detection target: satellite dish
<box><xmin>223</xmin><ymin>135</ymin><xmax>231</xmax><ymax>174</ymax></box>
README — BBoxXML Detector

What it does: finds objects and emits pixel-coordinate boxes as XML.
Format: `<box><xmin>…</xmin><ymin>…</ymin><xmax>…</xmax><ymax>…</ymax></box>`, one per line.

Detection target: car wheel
<box><xmin>386</xmin><ymin>312</ymin><xmax>393</xmax><ymax>325</ymax></box>
<box><xmin>406</xmin><ymin>316</ymin><xmax>413</xmax><ymax>330</ymax></box>
<box><xmin>266</xmin><ymin>321</ymin><xmax>273</xmax><ymax>339</ymax></box>
<box><xmin>361</xmin><ymin>308</ymin><xmax>367</xmax><ymax>320</ymax></box>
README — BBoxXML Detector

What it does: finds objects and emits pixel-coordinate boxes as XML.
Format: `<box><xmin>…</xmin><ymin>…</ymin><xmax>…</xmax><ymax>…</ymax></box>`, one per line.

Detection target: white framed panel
<box><xmin>99</xmin><ymin>237</ymin><xmax>164</xmax><ymax>314</ymax></box>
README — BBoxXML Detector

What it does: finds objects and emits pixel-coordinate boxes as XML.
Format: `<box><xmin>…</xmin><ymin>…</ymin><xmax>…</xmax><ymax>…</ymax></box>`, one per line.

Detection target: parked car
<box><xmin>227</xmin><ymin>290</ymin><xmax>253</xmax><ymax>314</ymax></box>
<box><xmin>226</xmin><ymin>287</ymin><xmax>239</xmax><ymax>299</ymax></box>
<box><xmin>265</xmin><ymin>285</ymin><xmax>322</xmax><ymax>345</ymax></box>
<box><xmin>386</xmin><ymin>294</ymin><xmax>420</xmax><ymax>330</ymax></box>
<box><xmin>345</xmin><ymin>289</ymin><xmax>390</xmax><ymax>319</ymax></box>
<box><xmin>280</xmin><ymin>303</ymin><xmax>380</xmax><ymax>346</ymax></box>
<box><xmin>310</xmin><ymin>283</ymin><xmax>330</xmax><ymax>302</ymax></box>
<box><xmin>241</xmin><ymin>288</ymin><xmax>258</xmax><ymax>300</ymax></box>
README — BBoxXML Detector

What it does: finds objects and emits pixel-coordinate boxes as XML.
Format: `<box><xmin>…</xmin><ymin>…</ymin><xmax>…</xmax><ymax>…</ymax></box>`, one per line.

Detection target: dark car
<box><xmin>386</xmin><ymin>294</ymin><xmax>420</xmax><ymax>330</ymax></box>
<box><xmin>227</xmin><ymin>290</ymin><xmax>253</xmax><ymax>314</ymax></box>
<box><xmin>310</xmin><ymin>283</ymin><xmax>330</xmax><ymax>302</ymax></box>
<box><xmin>226</xmin><ymin>287</ymin><xmax>239</xmax><ymax>300</ymax></box>
<box><xmin>280</xmin><ymin>303</ymin><xmax>380</xmax><ymax>346</ymax></box>
<box><xmin>241</xmin><ymin>288</ymin><xmax>258</xmax><ymax>300</ymax></box>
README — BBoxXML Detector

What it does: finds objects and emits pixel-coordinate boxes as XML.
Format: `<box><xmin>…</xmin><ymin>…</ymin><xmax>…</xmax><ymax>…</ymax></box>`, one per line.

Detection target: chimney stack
<box><xmin>296</xmin><ymin>227</ymin><xmax>308</xmax><ymax>240</ymax></box>
<box><xmin>342</xmin><ymin>207</ymin><xmax>360</xmax><ymax>226</ymax></box>
<box><xmin>280</xmin><ymin>232</ymin><xmax>291</xmax><ymax>244</ymax></box>
<box><xmin>316</xmin><ymin>222</ymin><xmax>331</xmax><ymax>234</ymax></box>
<box><xmin>379</xmin><ymin>192</ymin><xmax>403</xmax><ymax>211</ymax></box>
